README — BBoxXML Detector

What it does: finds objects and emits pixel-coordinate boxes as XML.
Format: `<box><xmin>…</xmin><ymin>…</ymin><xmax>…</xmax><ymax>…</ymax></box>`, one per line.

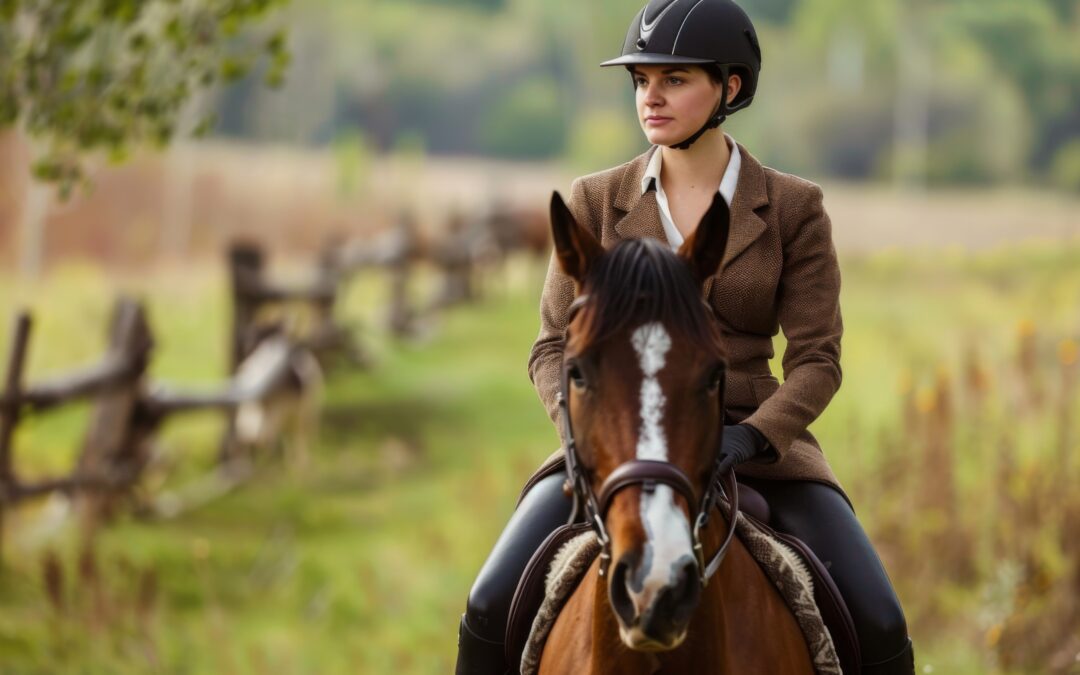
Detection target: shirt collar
<box><xmin>640</xmin><ymin>132</ymin><xmax>742</xmax><ymax>207</ymax></box>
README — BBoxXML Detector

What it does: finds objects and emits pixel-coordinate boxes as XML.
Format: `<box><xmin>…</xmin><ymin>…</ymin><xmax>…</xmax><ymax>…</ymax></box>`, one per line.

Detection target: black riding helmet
<box><xmin>601</xmin><ymin>0</ymin><xmax>762</xmax><ymax>150</ymax></box>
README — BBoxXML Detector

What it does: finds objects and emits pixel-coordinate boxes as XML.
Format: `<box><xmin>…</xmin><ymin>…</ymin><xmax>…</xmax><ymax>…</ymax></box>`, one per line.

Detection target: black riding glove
<box><xmin>715</xmin><ymin>423</ymin><xmax>776</xmax><ymax>474</ymax></box>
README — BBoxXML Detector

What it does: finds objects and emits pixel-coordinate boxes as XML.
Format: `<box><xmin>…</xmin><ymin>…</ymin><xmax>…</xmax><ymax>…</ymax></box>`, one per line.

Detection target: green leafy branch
<box><xmin>0</xmin><ymin>0</ymin><xmax>291</xmax><ymax>198</ymax></box>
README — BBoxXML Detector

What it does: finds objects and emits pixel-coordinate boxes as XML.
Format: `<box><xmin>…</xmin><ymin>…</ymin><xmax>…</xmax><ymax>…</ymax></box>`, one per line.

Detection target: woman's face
<box><xmin>631</xmin><ymin>65</ymin><xmax>740</xmax><ymax>146</ymax></box>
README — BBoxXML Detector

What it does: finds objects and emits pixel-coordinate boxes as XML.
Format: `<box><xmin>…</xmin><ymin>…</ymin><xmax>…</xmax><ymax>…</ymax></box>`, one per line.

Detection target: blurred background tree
<box><xmin>6</xmin><ymin>0</ymin><xmax>1075</xmax><ymax>192</ymax></box>
<box><xmin>0</xmin><ymin>0</ymin><xmax>289</xmax><ymax>276</ymax></box>
<box><xmin>0</xmin><ymin>0</ymin><xmax>290</xmax><ymax>192</ymax></box>
<box><xmin>213</xmin><ymin>0</ymin><xmax>1077</xmax><ymax>191</ymax></box>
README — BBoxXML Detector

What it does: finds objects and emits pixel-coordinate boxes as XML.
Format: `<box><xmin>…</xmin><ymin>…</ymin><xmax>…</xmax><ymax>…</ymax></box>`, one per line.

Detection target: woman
<box><xmin>456</xmin><ymin>1</ymin><xmax>914</xmax><ymax>673</ymax></box>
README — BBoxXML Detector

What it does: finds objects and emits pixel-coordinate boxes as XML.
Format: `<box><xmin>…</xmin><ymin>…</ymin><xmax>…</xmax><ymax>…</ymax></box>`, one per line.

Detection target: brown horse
<box><xmin>537</xmin><ymin>191</ymin><xmax>816</xmax><ymax>674</ymax></box>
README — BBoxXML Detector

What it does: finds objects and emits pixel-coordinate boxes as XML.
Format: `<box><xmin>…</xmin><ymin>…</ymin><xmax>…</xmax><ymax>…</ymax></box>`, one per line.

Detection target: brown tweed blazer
<box><xmin>526</xmin><ymin>142</ymin><xmax>848</xmax><ymax>502</ymax></box>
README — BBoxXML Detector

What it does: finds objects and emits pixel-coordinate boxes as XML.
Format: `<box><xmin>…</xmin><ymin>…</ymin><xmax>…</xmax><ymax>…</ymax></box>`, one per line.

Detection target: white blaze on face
<box><xmin>632</xmin><ymin>324</ymin><xmax>669</xmax><ymax>462</ymax></box>
<box><xmin>628</xmin><ymin>323</ymin><xmax>694</xmax><ymax>619</ymax></box>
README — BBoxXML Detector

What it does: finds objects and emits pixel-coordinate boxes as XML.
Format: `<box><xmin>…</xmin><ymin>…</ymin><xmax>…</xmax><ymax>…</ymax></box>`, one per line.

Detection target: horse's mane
<box><xmin>567</xmin><ymin>237</ymin><xmax>726</xmax><ymax>357</ymax></box>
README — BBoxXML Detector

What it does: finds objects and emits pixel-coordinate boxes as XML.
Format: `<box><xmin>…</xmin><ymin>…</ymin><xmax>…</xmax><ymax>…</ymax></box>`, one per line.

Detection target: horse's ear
<box><xmin>550</xmin><ymin>191</ymin><xmax>603</xmax><ymax>283</ymax></box>
<box><xmin>677</xmin><ymin>192</ymin><xmax>730</xmax><ymax>287</ymax></box>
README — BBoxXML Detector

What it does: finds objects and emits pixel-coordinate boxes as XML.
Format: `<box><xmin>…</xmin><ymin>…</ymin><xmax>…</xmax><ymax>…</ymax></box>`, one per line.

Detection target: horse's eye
<box><xmin>568</xmin><ymin>363</ymin><xmax>587</xmax><ymax>389</ymax></box>
<box><xmin>706</xmin><ymin>366</ymin><xmax>724</xmax><ymax>394</ymax></box>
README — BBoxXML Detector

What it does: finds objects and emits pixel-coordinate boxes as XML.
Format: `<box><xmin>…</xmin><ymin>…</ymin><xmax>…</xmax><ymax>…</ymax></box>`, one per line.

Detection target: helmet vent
<box><xmin>640</xmin><ymin>0</ymin><xmax>679</xmax><ymax>41</ymax></box>
<box><xmin>642</xmin><ymin>0</ymin><xmax>679</xmax><ymax>26</ymax></box>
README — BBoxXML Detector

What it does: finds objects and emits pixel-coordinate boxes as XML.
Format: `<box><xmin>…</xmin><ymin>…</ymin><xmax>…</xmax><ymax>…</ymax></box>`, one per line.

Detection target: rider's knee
<box><xmin>465</xmin><ymin>577</ymin><xmax>510</xmax><ymax>642</ymax></box>
<box><xmin>860</xmin><ymin>600</ymin><xmax>909</xmax><ymax>662</ymax></box>
<box><xmin>522</xmin><ymin>471</ymin><xmax>571</xmax><ymax>509</ymax></box>
<box><xmin>463</xmin><ymin>470</ymin><xmax>570</xmax><ymax>644</ymax></box>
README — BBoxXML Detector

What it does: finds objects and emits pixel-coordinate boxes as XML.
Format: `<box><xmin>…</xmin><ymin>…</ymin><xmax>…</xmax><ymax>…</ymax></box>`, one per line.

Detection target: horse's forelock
<box><xmin>567</xmin><ymin>238</ymin><xmax>725</xmax><ymax>358</ymax></box>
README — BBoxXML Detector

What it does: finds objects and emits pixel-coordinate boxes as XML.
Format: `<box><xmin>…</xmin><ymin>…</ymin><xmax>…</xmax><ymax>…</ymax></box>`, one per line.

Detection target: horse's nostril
<box><xmin>666</xmin><ymin>557</ymin><xmax>701</xmax><ymax>624</ymax></box>
<box><xmin>608</xmin><ymin>556</ymin><xmax>637</xmax><ymax>627</ymax></box>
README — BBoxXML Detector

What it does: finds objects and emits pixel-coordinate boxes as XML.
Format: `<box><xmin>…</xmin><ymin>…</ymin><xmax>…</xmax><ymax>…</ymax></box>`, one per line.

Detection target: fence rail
<box><xmin>0</xmin><ymin>213</ymin><xmax>526</xmax><ymax>560</ymax></box>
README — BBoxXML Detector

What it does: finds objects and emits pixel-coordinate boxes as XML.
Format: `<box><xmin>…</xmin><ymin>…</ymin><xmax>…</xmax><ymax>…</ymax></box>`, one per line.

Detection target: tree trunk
<box><xmin>1</xmin><ymin>130</ymin><xmax>53</xmax><ymax>279</ymax></box>
<box><xmin>892</xmin><ymin>11</ymin><xmax>930</xmax><ymax>193</ymax></box>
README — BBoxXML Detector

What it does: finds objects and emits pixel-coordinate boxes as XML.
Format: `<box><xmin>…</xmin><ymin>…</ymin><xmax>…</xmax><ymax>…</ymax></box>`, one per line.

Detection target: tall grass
<box><xmin>0</xmin><ymin>242</ymin><xmax>1077</xmax><ymax>673</ymax></box>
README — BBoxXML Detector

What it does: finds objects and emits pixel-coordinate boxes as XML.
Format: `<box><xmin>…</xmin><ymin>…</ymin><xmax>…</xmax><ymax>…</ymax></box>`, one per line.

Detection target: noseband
<box><xmin>558</xmin><ymin>293</ymin><xmax>739</xmax><ymax>588</ymax></box>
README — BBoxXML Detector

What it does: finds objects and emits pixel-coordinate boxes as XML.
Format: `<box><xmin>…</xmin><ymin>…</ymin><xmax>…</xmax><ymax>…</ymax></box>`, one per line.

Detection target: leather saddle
<box><xmin>506</xmin><ymin>472</ymin><xmax>862</xmax><ymax>674</ymax></box>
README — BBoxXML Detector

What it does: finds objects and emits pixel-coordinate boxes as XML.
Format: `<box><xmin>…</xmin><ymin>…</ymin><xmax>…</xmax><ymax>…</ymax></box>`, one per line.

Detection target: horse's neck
<box><xmin>694</xmin><ymin>515</ymin><xmax>817</xmax><ymax>673</ymax></box>
<box><xmin>678</xmin><ymin>515</ymin><xmax>733</xmax><ymax>663</ymax></box>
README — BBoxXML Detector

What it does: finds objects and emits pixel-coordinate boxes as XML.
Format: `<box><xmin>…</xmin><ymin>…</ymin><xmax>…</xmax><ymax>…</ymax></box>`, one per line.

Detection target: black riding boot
<box><xmin>457</xmin><ymin>613</ymin><xmax>511</xmax><ymax>675</ymax></box>
<box><xmin>455</xmin><ymin>471</ymin><xmax>573</xmax><ymax>675</ymax></box>
<box><xmin>862</xmin><ymin>637</ymin><xmax>915</xmax><ymax>675</ymax></box>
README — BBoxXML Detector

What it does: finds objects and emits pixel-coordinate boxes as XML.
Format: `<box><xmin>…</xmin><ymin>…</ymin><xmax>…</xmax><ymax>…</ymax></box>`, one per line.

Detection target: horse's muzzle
<box><xmin>608</xmin><ymin>550</ymin><xmax>701</xmax><ymax>651</ymax></box>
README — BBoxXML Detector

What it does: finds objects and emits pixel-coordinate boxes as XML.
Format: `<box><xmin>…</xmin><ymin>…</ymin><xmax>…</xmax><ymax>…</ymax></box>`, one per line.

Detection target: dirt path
<box><xmin>818</xmin><ymin>182</ymin><xmax>1080</xmax><ymax>254</ymax></box>
<box><xmin>410</xmin><ymin>158</ymin><xmax>1080</xmax><ymax>254</ymax></box>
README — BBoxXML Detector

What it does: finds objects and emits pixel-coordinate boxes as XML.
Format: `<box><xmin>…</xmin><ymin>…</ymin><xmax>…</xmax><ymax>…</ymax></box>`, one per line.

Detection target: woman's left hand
<box><xmin>715</xmin><ymin>423</ymin><xmax>776</xmax><ymax>474</ymax></box>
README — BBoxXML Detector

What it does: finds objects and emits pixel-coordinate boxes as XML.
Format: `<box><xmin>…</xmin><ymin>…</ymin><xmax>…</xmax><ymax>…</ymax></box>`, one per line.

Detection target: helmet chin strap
<box><xmin>669</xmin><ymin>74</ymin><xmax>729</xmax><ymax>151</ymax></box>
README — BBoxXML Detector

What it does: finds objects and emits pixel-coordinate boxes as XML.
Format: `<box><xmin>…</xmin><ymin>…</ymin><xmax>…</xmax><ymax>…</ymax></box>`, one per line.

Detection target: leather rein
<box><xmin>558</xmin><ymin>293</ymin><xmax>739</xmax><ymax>588</ymax></box>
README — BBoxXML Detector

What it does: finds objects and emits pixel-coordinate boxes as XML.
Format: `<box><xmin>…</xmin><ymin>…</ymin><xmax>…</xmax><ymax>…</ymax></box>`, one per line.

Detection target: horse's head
<box><xmin>550</xmin><ymin>190</ymin><xmax>731</xmax><ymax>651</ymax></box>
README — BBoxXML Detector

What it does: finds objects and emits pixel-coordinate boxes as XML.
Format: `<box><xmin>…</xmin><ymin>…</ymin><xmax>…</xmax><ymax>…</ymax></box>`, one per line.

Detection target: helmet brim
<box><xmin>599</xmin><ymin>53</ymin><xmax>715</xmax><ymax>67</ymax></box>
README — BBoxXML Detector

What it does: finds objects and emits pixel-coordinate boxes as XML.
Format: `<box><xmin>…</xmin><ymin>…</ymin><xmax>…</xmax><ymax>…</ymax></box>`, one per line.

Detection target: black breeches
<box><xmin>738</xmin><ymin>476</ymin><xmax>910</xmax><ymax>666</ymax></box>
<box><xmin>465</xmin><ymin>472</ymin><xmax>574</xmax><ymax>643</ymax></box>
<box><xmin>463</xmin><ymin>470</ymin><xmax>909</xmax><ymax>666</ymax></box>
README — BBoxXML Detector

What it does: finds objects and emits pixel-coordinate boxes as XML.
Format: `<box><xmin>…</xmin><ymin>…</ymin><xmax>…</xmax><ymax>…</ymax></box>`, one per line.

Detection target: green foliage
<box><xmin>945</xmin><ymin>0</ymin><xmax>1080</xmax><ymax>172</ymax></box>
<box><xmin>392</xmin><ymin>129</ymin><xmax>428</xmax><ymax>161</ymax></box>
<box><xmin>332</xmin><ymin>128</ymin><xmax>374</xmax><ymax>198</ymax></box>
<box><xmin>0</xmin><ymin>0</ymin><xmax>291</xmax><ymax>197</ymax></box>
<box><xmin>478</xmin><ymin>77</ymin><xmax>568</xmax><ymax>159</ymax></box>
<box><xmin>412</xmin><ymin>0</ymin><xmax>508</xmax><ymax>10</ymax></box>
<box><xmin>741</xmin><ymin>0</ymin><xmax>799</xmax><ymax>25</ymax></box>
<box><xmin>1049</xmin><ymin>139</ymin><xmax>1080</xmax><ymax>193</ymax></box>
<box><xmin>565</xmin><ymin>107</ymin><xmax>643</xmax><ymax>172</ymax></box>
<box><xmin>306</xmin><ymin>0</ymin><xmax>1077</xmax><ymax>187</ymax></box>
<box><xmin>13</xmin><ymin>0</ymin><xmax>1074</xmax><ymax>187</ymax></box>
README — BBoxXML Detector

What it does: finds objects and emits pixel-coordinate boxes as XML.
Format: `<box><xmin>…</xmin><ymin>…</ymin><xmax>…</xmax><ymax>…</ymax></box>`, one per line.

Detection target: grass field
<box><xmin>0</xmin><ymin>241</ymin><xmax>1077</xmax><ymax>674</ymax></box>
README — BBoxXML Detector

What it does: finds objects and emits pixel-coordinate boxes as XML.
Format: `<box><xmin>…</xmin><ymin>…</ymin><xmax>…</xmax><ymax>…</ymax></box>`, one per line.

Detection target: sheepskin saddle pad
<box><xmin>514</xmin><ymin>503</ymin><xmax>847</xmax><ymax>675</ymax></box>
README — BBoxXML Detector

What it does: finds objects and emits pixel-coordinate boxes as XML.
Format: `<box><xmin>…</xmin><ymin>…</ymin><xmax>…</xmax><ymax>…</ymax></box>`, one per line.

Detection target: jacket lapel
<box><xmin>609</xmin><ymin>142</ymin><xmax>771</xmax><ymax>297</ymax></box>
<box><xmin>705</xmin><ymin>143</ymin><xmax>770</xmax><ymax>296</ymax></box>
<box><xmin>721</xmin><ymin>142</ymin><xmax>769</xmax><ymax>270</ymax></box>
<box><xmin>612</xmin><ymin>146</ymin><xmax>667</xmax><ymax>244</ymax></box>
<box><xmin>611</xmin><ymin>143</ymin><xmax>769</xmax><ymax>262</ymax></box>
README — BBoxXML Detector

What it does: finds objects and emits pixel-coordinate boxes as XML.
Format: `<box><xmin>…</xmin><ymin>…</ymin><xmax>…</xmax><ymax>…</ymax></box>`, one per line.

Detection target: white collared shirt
<box><xmin>640</xmin><ymin>132</ymin><xmax>742</xmax><ymax>251</ymax></box>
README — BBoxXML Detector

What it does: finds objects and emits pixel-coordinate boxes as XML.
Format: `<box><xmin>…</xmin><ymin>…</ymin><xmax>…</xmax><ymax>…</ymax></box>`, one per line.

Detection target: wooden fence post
<box><xmin>388</xmin><ymin>214</ymin><xmax>418</xmax><ymax>338</ymax></box>
<box><xmin>74</xmin><ymin>297</ymin><xmax>154</xmax><ymax>533</ymax></box>
<box><xmin>0</xmin><ymin>312</ymin><xmax>32</xmax><ymax>561</ymax></box>
<box><xmin>228</xmin><ymin>242</ymin><xmax>266</xmax><ymax>371</ymax></box>
<box><xmin>223</xmin><ymin>244</ymin><xmax>265</xmax><ymax>467</ymax></box>
<box><xmin>432</xmin><ymin>235</ymin><xmax>475</xmax><ymax>310</ymax></box>
<box><xmin>312</xmin><ymin>238</ymin><xmax>347</xmax><ymax>360</ymax></box>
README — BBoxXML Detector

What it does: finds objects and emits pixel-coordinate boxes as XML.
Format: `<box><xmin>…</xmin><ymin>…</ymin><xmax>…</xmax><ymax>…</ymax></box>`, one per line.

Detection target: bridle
<box><xmin>558</xmin><ymin>293</ymin><xmax>739</xmax><ymax>589</ymax></box>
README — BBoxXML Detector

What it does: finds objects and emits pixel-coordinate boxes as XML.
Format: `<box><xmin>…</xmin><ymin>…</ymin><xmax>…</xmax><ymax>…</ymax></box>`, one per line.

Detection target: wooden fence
<box><xmin>0</xmin><ymin>210</ymin><xmax>516</xmax><ymax>560</ymax></box>
<box><xmin>0</xmin><ymin>294</ymin><xmax>322</xmax><ymax>556</ymax></box>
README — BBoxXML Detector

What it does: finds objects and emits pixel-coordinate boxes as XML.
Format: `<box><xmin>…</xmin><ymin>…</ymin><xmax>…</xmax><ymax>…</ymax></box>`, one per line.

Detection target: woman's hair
<box><xmin>702</xmin><ymin>63</ymin><xmax>726</xmax><ymax>84</ymax></box>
